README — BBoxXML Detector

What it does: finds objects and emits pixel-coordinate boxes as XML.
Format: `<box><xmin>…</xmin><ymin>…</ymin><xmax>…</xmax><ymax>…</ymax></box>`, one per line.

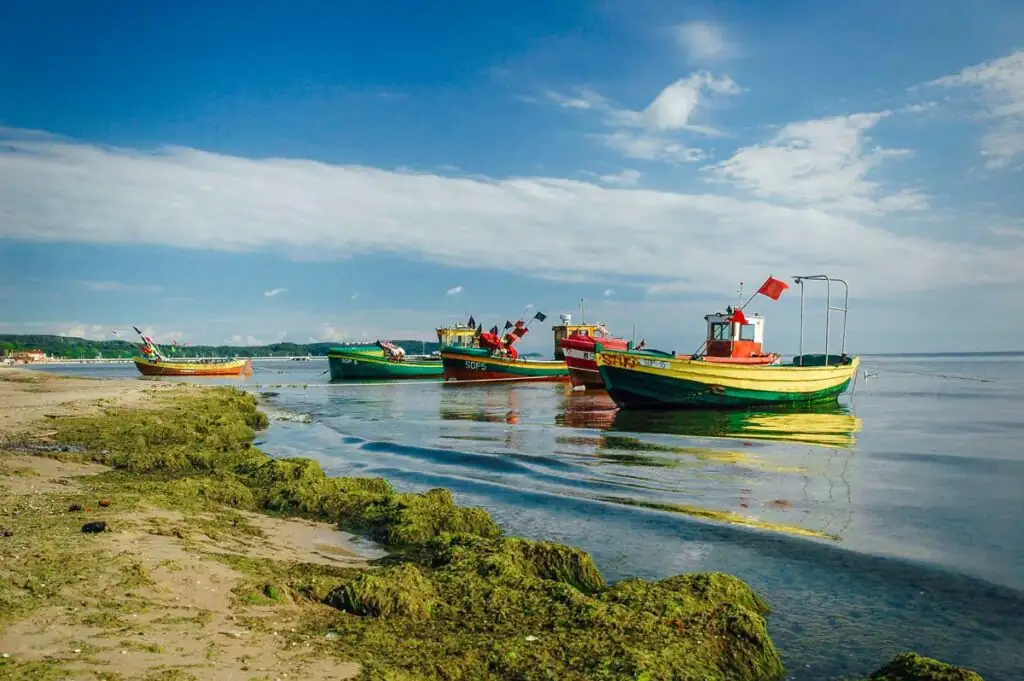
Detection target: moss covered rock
<box><xmin>326</xmin><ymin>564</ymin><xmax>437</xmax><ymax>620</ymax></box>
<box><xmin>867</xmin><ymin>653</ymin><xmax>984</xmax><ymax>681</ymax></box>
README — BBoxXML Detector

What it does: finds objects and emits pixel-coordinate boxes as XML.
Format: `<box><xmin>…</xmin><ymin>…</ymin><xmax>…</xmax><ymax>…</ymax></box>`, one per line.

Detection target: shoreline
<box><xmin>0</xmin><ymin>367</ymin><xmax>983</xmax><ymax>680</ymax></box>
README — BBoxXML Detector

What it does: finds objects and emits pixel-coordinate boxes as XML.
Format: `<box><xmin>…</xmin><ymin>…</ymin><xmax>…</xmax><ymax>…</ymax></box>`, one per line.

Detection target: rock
<box><xmin>98</xmin><ymin>499</ymin><xmax>111</xmax><ymax>507</ymax></box>
<box><xmin>0</xmin><ymin>527</ymin><xmax>13</xmax><ymax>537</ymax></box>
<box><xmin>868</xmin><ymin>653</ymin><xmax>984</xmax><ymax>681</ymax></box>
<box><xmin>68</xmin><ymin>504</ymin><xmax>83</xmax><ymax>512</ymax></box>
<box><xmin>81</xmin><ymin>521</ymin><xmax>107</xmax><ymax>533</ymax></box>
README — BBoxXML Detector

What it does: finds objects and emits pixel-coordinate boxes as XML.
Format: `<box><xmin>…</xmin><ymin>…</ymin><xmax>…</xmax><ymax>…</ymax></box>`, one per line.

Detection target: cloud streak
<box><xmin>446</xmin><ymin>286</ymin><xmax>464</xmax><ymax>296</ymax></box>
<box><xmin>926</xmin><ymin>50</ymin><xmax>1024</xmax><ymax>170</ymax></box>
<box><xmin>264</xmin><ymin>288</ymin><xmax>287</xmax><ymax>297</ymax></box>
<box><xmin>0</xmin><ymin>128</ymin><xmax>1020</xmax><ymax>298</ymax></box>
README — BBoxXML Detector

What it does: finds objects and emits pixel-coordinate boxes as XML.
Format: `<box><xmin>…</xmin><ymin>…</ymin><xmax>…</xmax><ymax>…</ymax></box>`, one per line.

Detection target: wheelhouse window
<box><xmin>739</xmin><ymin>324</ymin><xmax>756</xmax><ymax>341</ymax></box>
<box><xmin>711</xmin><ymin>323</ymin><xmax>732</xmax><ymax>341</ymax></box>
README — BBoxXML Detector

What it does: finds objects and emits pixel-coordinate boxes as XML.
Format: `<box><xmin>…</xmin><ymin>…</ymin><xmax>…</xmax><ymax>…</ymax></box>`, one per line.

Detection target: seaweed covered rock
<box><xmin>323</xmin><ymin>533</ymin><xmax>783</xmax><ymax>680</ymax></box>
<box><xmin>326</xmin><ymin>564</ymin><xmax>437</xmax><ymax>620</ymax></box>
<box><xmin>376</xmin><ymin>488</ymin><xmax>501</xmax><ymax>545</ymax></box>
<box><xmin>427</xmin><ymin>533</ymin><xmax>605</xmax><ymax>593</ymax></box>
<box><xmin>867</xmin><ymin>653</ymin><xmax>983</xmax><ymax>681</ymax></box>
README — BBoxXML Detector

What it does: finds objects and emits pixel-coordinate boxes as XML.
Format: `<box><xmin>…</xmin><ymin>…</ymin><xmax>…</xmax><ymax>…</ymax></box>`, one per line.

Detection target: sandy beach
<box><xmin>0</xmin><ymin>367</ymin><xmax>364</xmax><ymax>680</ymax></box>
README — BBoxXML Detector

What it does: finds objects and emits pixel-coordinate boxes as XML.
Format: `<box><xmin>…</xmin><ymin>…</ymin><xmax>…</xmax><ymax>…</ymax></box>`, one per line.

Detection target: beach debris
<box><xmin>81</xmin><ymin>521</ymin><xmax>107</xmax><ymax>533</ymax></box>
<box><xmin>524</xmin><ymin>635</ymin><xmax>539</xmax><ymax>642</ymax></box>
<box><xmin>0</xmin><ymin>528</ymin><xmax>12</xmax><ymax>537</ymax></box>
<box><xmin>68</xmin><ymin>504</ymin><xmax>83</xmax><ymax>512</ymax></box>
<box><xmin>98</xmin><ymin>499</ymin><xmax>111</xmax><ymax>507</ymax></box>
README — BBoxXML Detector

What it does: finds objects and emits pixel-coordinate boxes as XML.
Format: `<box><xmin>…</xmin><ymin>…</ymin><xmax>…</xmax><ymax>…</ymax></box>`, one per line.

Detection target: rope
<box><xmin>870</xmin><ymin>368</ymin><xmax>995</xmax><ymax>383</ymax></box>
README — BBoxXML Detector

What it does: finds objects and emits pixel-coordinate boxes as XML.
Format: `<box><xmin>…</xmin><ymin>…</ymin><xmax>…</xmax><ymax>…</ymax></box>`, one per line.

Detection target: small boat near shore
<box><xmin>133</xmin><ymin>356</ymin><xmax>253</xmax><ymax>377</ymax></box>
<box><xmin>130</xmin><ymin>327</ymin><xmax>253</xmax><ymax>377</ymax></box>
<box><xmin>596</xmin><ymin>275</ymin><xmax>859</xmax><ymax>409</ymax></box>
<box><xmin>328</xmin><ymin>341</ymin><xmax>442</xmax><ymax>380</ymax></box>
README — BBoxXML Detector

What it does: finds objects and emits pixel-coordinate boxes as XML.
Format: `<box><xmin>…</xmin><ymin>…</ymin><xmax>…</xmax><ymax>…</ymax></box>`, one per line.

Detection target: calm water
<box><xmin>33</xmin><ymin>357</ymin><xmax>1024</xmax><ymax>681</ymax></box>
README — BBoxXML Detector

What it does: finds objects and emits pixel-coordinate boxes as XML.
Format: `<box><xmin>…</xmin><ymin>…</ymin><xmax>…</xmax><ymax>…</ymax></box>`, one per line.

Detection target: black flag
<box><xmin>468</xmin><ymin>315</ymin><xmax>476</xmax><ymax>328</ymax></box>
<box><xmin>489</xmin><ymin>325</ymin><xmax>499</xmax><ymax>335</ymax></box>
<box><xmin>504</xmin><ymin>320</ymin><xmax>513</xmax><ymax>330</ymax></box>
<box><xmin>533</xmin><ymin>311</ymin><xmax>547</xmax><ymax>322</ymax></box>
<box><xmin>475</xmin><ymin>324</ymin><xmax>483</xmax><ymax>335</ymax></box>
<box><xmin>133</xmin><ymin>326</ymin><xmax>143</xmax><ymax>335</ymax></box>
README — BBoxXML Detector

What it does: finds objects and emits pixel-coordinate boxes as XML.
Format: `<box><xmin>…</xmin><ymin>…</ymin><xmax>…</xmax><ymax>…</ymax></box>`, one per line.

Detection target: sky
<box><xmin>1</xmin><ymin>0</ymin><xmax>1023</xmax><ymax>353</ymax></box>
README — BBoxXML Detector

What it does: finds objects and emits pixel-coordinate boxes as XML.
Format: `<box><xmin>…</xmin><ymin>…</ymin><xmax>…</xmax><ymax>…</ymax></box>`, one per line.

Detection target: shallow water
<box><xmin>33</xmin><ymin>356</ymin><xmax>1024</xmax><ymax>680</ymax></box>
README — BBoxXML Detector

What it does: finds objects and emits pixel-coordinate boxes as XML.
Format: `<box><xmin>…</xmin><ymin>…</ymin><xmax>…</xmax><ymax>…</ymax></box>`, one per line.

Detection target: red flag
<box><xmin>729</xmin><ymin>308</ymin><xmax>749</xmax><ymax>325</ymax></box>
<box><xmin>757</xmin><ymin>276</ymin><xmax>789</xmax><ymax>300</ymax></box>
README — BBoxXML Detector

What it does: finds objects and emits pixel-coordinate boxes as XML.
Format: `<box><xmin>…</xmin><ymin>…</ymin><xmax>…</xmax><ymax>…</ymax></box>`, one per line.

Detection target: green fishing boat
<box><xmin>327</xmin><ymin>341</ymin><xmax>442</xmax><ymax>380</ymax></box>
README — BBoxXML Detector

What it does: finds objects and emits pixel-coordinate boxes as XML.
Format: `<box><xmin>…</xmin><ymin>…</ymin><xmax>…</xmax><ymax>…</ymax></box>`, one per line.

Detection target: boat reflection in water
<box><xmin>556</xmin><ymin>391</ymin><xmax>861</xmax><ymax>449</ymax></box>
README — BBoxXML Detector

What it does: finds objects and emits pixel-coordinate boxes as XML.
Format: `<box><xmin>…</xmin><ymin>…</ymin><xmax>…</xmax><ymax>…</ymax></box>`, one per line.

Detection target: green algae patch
<box><xmin>314</xmin><ymin>533</ymin><xmax>784</xmax><ymax>680</ymax></box>
<box><xmin>866</xmin><ymin>653</ymin><xmax>984</xmax><ymax>681</ymax></box>
<box><xmin>36</xmin><ymin>385</ymin><xmax>786</xmax><ymax>680</ymax></box>
<box><xmin>326</xmin><ymin>564</ymin><xmax>437</xmax><ymax>620</ymax></box>
<box><xmin>425</xmin><ymin>533</ymin><xmax>606</xmax><ymax>594</ymax></box>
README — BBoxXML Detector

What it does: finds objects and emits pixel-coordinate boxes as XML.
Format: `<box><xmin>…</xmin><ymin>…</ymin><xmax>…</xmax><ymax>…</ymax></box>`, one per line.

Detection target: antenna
<box><xmin>580</xmin><ymin>298</ymin><xmax>585</xmax><ymax>324</ymax></box>
<box><xmin>737</xmin><ymin>282</ymin><xmax>744</xmax><ymax>309</ymax></box>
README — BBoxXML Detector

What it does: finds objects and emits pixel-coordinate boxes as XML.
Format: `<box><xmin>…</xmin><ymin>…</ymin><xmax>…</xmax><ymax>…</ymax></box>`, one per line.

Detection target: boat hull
<box><xmin>327</xmin><ymin>348</ymin><xmax>442</xmax><ymax>380</ymax></box>
<box><xmin>596</xmin><ymin>348</ymin><xmax>858</xmax><ymax>409</ymax></box>
<box><xmin>441</xmin><ymin>347</ymin><xmax>569</xmax><ymax>382</ymax></box>
<box><xmin>133</xmin><ymin>357</ymin><xmax>253</xmax><ymax>377</ymax></box>
<box><xmin>561</xmin><ymin>337</ymin><xmax>629</xmax><ymax>389</ymax></box>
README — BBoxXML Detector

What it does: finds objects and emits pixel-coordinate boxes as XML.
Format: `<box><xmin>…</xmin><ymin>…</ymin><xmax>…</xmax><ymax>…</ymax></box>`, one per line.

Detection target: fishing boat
<box><xmin>327</xmin><ymin>340</ymin><xmax>442</xmax><ymax>380</ymax></box>
<box><xmin>441</xmin><ymin>312</ymin><xmax>569</xmax><ymax>382</ymax></box>
<box><xmin>556</xmin><ymin>314</ymin><xmax>630</xmax><ymax>389</ymax></box>
<box><xmin>133</xmin><ymin>357</ymin><xmax>253</xmax><ymax>377</ymax></box>
<box><xmin>326</xmin><ymin>324</ymin><xmax>478</xmax><ymax>380</ymax></box>
<box><xmin>129</xmin><ymin>327</ymin><xmax>253</xmax><ymax>377</ymax></box>
<box><xmin>595</xmin><ymin>275</ymin><xmax>859</xmax><ymax>409</ymax></box>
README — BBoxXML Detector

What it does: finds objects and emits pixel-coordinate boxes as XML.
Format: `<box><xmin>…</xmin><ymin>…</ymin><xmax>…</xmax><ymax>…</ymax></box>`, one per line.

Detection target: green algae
<box><xmin>34</xmin><ymin>386</ymin><xmax>787</xmax><ymax>680</ymax></box>
<box><xmin>865</xmin><ymin>653</ymin><xmax>984</xmax><ymax>681</ymax></box>
<box><xmin>327</xmin><ymin>563</ymin><xmax>437</xmax><ymax>620</ymax></box>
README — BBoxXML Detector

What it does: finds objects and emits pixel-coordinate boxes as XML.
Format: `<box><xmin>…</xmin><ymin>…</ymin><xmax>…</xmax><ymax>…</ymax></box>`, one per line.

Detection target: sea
<box><xmin>30</xmin><ymin>355</ymin><xmax>1024</xmax><ymax>681</ymax></box>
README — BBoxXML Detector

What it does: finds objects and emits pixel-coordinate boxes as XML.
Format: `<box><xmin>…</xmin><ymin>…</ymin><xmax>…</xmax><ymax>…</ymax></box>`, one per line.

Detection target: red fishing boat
<box><xmin>555</xmin><ymin>315</ymin><xmax>629</xmax><ymax>389</ymax></box>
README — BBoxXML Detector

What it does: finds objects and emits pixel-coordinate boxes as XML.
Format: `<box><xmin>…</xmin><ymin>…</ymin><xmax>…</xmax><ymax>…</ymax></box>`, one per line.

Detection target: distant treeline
<box><xmin>0</xmin><ymin>335</ymin><xmax>444</xmax><ymax>359</ymax></box>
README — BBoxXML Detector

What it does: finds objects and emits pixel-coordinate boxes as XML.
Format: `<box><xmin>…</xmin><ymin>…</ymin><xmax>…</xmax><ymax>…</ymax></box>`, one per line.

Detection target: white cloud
<box><xmin>227</xmin><ymin>334</ymin><xmax>261</xmax><ymax>346</ymax></box>
<box><xmin>0</xmin><ymin>128</ymin><xmax>1020</xmax><ymax>299</ymax></box>
<box><xmin>926</xmin><ymin>50</ymin><xmax>1024</xmax><ymax>169</ymax></box>
<box><xmin>596</xmin><ymin>169</ymin><xmax>642</xmax><ymax>186</ymax></box>
<box><xmin>603</xmin><ymin>289</ymin><xmax>614</xmax><ymax>297</ymax></box>
<box><xmin>446</xmin><ymin>286</ymin><xmax>463</xmax><ymax>296</ymax></box>
<box><xmin>597</xmin><ymin>132</ymin><xmax>707</xmax><ymax>163</ymax></box>
<box><xmin>264</xmin><ymin>288</ymin><xmax>287</xmax><ymax>297</ymax></box>
<box><xmin>674</xmin><ymin>21</ymin><xmax>736</xmax><ymax>63</ymax></box>
<box><xmin>707</xmin><ymin>111</ymin><xmax>928</xmax><ymax>214</ymax></box>
<box><xmin>351</xmin><ymin>292</ymin><xmax>360</xmax><ymax>300</ymax></box>
<box><xmin>546</xmin><ymin>72</ymin><xmax>741</xmax><ymax>164</ymax></box>
<box><xmin>644</xmin><ymin>73</ymin><xmax>741</xmax><ymax>131</ymax></box>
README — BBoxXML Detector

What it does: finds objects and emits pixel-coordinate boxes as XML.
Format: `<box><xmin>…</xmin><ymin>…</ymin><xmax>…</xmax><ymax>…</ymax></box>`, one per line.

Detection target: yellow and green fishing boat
<box><xmin>596</xmin><ymin>274</ymin><xmax>860</xmax><ymax>409</ymax></box>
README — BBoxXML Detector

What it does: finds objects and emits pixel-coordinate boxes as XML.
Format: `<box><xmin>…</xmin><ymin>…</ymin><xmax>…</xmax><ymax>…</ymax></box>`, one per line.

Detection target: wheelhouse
<box><xmin>704</xmin><ymin>312</ymin><xmax>766</xmax><ymax>359</ymax></box>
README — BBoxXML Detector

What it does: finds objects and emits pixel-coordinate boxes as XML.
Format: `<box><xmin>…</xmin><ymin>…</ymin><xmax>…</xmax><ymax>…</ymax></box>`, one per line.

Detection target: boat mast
<box><xmin>580</xmin><ymin>298</ymin><xmax>585</xmax><ymax>324</ymax></box>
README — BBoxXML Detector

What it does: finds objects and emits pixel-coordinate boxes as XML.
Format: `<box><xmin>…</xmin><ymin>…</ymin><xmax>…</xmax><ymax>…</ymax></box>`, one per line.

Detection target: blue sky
<box><xmin>1</xmin><ymin>0</ymin><xmax>1023</xmax><ymax>352</ymax></box>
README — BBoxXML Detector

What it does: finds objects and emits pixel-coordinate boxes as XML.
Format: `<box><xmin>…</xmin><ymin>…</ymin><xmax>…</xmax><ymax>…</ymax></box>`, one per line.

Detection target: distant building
<box><xmin>11</xmin><ymin>349</ymin><xmax>46</xmax><ymax>363</ymax></box>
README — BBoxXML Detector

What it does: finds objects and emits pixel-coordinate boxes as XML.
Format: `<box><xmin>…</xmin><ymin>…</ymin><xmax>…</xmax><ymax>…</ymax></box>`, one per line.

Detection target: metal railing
<box><xmin>793</xmin><ymin>274</ymin><xmax>849</xmax><ymax>366</ymax></box>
